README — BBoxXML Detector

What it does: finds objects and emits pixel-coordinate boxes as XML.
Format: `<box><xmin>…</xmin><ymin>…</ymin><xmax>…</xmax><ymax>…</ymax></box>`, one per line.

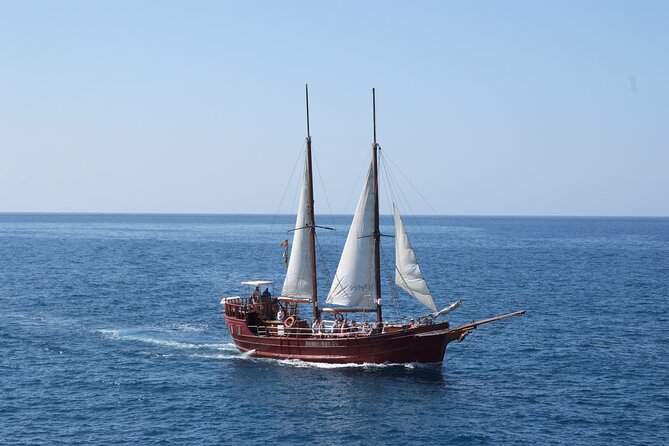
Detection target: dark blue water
<box><xmin>1</xmin><ymin>214</ymin><xmax>667</xmax><ymax>445</ymax></box>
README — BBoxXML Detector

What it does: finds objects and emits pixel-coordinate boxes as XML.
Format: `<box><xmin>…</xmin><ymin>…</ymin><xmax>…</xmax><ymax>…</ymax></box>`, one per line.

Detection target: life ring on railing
<box><xmin>334</xmin><ymin>312</ymin><xmax>344</xmax><ymax>322</ymax></box>
<box><xmin>284</xmin><ymin>316</ymin><xmax>296</xmax><ymax>329</ymax></box>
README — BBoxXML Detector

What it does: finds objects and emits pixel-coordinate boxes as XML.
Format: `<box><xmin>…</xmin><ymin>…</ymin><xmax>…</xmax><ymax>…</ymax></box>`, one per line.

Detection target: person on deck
<box><xmin>249</xmin><ymin>286</ymin><xmax>260</xmax><ymax>305</ymax></box>
<box><xmin>312</xmin><ymin>318</ymin><xmax>322</xmax><ymax>335</ymax></box>
<box><xmin>277</xmin><ymin>307</ymin><xmax>285</xmax><ymax>322</ymax></box>
<box><xmin>341</xmin><ymin>318</ymin><xmax>349</xmax><ymax>334</ymax></box>
<box><xmin>262</xmin><ymin>288</ymin><xmax>271</xmax><ymax>299</ymax></box>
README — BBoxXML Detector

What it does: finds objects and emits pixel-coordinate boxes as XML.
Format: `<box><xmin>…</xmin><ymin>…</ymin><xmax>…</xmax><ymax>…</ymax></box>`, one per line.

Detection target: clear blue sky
<box><xmin>1</xmin><ymin>1</ymin><xmax>667</xmax><ymax>216</ymax></box>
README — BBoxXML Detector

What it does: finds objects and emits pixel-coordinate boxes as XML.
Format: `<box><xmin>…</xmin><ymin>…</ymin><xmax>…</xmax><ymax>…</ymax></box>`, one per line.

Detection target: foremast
<box><xmin>305</xmin><ymin>84</ymin><xmax>319</xmax><ymax>320</ymax></box>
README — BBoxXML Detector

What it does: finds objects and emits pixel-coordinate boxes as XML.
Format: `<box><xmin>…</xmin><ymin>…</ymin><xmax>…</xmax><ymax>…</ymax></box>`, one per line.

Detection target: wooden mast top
<box><xmin>372</xmin><ymin>88</ymin><xmax>382</xmax><ymax>325</ymax></box>
<box><xmin>305</xmin><ymin>84</ymin><xmax>319</xmax><ymax>320</ymax></box>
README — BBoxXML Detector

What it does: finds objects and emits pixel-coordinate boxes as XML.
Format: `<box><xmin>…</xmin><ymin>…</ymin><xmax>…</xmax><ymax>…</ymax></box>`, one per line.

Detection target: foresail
<box><xmin>393</xmin><ymin>205</ymin><xmax>437</xmax><ymax>311</ymax></box>
<box><xmin>281</xmin><ymin>159</ymin><xmax>314</xmax><ymax>299</ymax></box>
<box><xmin>326</xmin><ymin>165</ymin><xmax>376</xmax><ymax>308</ymax></box>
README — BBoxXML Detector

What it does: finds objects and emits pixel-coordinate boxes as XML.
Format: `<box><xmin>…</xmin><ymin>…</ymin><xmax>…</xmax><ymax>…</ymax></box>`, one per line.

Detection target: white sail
<box><xmin>281</xmin><ymin>159</ymin><xmax>314</xmax><ymax>299</ymax></box>
<box><xmin>393</xmin><ymin>204</ymin><xmax>437</xmax><ymax>311</ymax></box>
<box><xmin>326</xmin><ymin>164</ymin><xmax>376</xmax><ymax>308</ymax></box>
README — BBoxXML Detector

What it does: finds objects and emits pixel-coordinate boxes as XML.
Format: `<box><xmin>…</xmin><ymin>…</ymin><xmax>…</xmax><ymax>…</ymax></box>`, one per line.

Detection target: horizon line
<box><xmin>1</xmin><ymin>211</ymin><xmax>668</xmax><ymax>219</ymax></box>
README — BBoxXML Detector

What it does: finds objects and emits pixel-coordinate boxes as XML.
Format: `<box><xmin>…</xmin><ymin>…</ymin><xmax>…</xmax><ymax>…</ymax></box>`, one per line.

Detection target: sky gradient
<box><xmin>1</xmin><ymin>1</ymin><xmax>667</xmax><ymax>216</ymax></box>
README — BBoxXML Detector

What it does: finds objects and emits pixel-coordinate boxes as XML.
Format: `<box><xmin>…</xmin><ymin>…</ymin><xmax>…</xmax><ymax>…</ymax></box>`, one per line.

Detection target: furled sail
<box><xmin>281</xmin><ymin>159</ymin><xmax>314</xmax><ymax>299</ymax></box>
<box><xmin>393</xmin><ymin>204</ymin><xmax>437</xmax><ymax>311</ymax></box>
<box><xmin>326</xmin><ymin>164</ymin><xmax>376</xmax><ymax>308</ymax></box>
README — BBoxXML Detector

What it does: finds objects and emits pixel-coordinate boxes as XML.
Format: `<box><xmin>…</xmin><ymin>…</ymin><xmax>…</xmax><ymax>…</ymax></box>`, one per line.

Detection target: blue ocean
<box><xmin>1</xmin><ymin>213</ymin><xmax>667</xmax><ymax>445</ymax></box>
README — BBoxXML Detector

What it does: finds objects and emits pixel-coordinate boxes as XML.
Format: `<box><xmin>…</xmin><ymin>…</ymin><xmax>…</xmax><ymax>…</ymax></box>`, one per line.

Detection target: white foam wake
<box><xmin>267</xmin><ymin>358</ymin><xmax>441</xmax><ymax>370</ymax></box>
<box><xmin>96</xmin><ymin>328</ymin><xmax>232</xmax><ymax>351</ymax></box>
<box><xmin>174</xmin><ymin>322</ymin><xmax>211</xmax><ymax>333</ymax></box>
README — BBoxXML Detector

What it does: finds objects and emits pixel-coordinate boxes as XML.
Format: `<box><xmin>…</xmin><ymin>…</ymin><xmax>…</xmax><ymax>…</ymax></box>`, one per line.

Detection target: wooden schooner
<box><xmin>221</xmin><ymin>86</ymin><xmax>524</xmax><ymax>364</ymax></box>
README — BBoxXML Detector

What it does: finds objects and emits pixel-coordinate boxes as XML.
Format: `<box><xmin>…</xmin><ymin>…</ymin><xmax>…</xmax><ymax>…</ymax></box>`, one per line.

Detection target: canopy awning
<box><xmin>241</xmin><ymin>280</ymin><xmax>274</xmax><ymax>287</ymax></box>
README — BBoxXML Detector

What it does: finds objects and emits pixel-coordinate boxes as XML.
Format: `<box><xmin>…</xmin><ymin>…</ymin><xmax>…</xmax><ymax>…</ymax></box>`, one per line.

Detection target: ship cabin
<box><xmin>221</xmin><ymin>280</ymin><xmax>312</xmax><ymax>337</ymax></box>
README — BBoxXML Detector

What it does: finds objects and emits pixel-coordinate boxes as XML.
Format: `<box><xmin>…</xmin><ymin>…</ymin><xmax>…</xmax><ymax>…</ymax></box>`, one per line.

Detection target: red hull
<box><xmin>223</xmin><ymin>314</ymin><xmax>469</xmax><ymax>364</ymax></box>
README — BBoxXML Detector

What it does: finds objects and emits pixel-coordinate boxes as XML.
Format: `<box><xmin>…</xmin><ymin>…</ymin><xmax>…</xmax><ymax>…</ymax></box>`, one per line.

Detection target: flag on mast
<box><xmin>281</xmin><ymin>239</ymin><xmax>289</xmax><ymax>265</ymax></box>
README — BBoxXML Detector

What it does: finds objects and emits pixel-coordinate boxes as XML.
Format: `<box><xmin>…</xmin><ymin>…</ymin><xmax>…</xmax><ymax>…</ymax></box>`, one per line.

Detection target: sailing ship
<box><xmin>221</xmin><ymin>86</ymin><xmax>524</xmax><ymax>364</ymax></box>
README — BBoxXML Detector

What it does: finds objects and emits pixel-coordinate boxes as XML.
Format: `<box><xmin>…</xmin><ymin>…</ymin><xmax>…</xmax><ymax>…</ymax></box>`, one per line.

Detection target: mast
<box><xmin>305</xmin><ymin>84</ymin><xmax>319</xmax><ymax>320</ymax></box>
<box><xmin>372</xmin><ymin>88</ymin><xmax>382</xmax><ymax>324</ymax></box>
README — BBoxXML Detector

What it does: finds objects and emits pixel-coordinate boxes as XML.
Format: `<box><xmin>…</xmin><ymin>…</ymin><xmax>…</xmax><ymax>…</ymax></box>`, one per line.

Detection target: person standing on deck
<box><xmin>250</xmin><ymin>286</ymin><xmax>260</xmax><ymax>305</ymax></box>
<box><xmin>312</xmin><ymin>318</ymin><xmax>322</xmax><ymax>335</ymax></box>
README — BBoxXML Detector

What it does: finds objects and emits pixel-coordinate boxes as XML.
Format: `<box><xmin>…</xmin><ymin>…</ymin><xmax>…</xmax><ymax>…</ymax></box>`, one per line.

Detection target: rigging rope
<box><xmin>383</xmin><ymin>152</ymin><xmax>442</xmax><ymax>216</ymax></box>
<box><xmin>384</xmin><ymin>270</ymin><xmax>405</xmax><ymax>322</ymax></box>
<box><xmin>380</xmin><ymin>150</ymin><xmax>428</xmax><ymax>234</ymax></box>
<box><xmin>342</xmin><ymin>151</ymin><xmax>372</xmax><ymax>214</ymax></box>
<box><xmin>257</xmin><ymin>142</ymin><xmax>305</xmax><ymax>260</ymax></box>
<box><xmin>379</xmin><ymin>149</ymin><xmax>461</xmax><ymax>320</ymax></box>
<box><xmin>312</xmin><ymin>148</ymin><xmax>338</xmax><ymax>244</ymax></box>
<box><xmin>315</xmin><ymin>234</ymin><xmax>332</xmax><ymax>296</ymax></box>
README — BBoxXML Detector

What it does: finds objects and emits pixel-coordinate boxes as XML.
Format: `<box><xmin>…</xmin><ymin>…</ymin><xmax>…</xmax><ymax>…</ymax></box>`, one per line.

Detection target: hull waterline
<box><xmin>225</xmin><ymin>315</ymin><xmax>473</xmax><ymax>364</ymax></box>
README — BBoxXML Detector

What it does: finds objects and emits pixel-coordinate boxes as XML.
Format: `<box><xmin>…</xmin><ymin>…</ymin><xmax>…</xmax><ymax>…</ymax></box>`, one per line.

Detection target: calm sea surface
<box><xmin>1</xmin><ymin>214</ymin><xmax>667</xmax><ymax>445</ymax></box>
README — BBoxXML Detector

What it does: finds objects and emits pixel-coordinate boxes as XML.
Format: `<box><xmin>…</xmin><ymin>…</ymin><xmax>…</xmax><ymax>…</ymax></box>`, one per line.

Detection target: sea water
<box><xmin>1</xmin><ymin>214</ymin><xmax>667</xmax><ymax>445</ymax></box>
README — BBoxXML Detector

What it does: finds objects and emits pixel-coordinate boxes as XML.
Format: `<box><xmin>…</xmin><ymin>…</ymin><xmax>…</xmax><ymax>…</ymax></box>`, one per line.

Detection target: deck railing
<box><xmin>246</xmin><ymin>324</ymin><xmax>376</xmax><ymax>338</ymax></box>
<box><xmin>223</xmin><ymin>296</ymin><xmax>444</xmax><ymax>338</ymax></box>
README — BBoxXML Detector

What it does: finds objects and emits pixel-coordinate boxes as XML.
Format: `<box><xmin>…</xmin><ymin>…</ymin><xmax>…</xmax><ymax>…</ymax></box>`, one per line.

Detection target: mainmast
<box><xmin>305</xmin><ymin>84</ymin><xmax>319</xmax><ymax>320</ymax></box>
<box><xmin>372</xmin><ymin>88</ymin><xmax>382</xmax><ymax>324</ymax></box>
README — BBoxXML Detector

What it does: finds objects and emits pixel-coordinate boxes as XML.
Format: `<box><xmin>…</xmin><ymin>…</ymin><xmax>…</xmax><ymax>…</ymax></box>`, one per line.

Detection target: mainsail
<box><xmin>326</xmin><ymin>164</ymin><xmax>376</xmax><ymax>308</ymax></box>
<box><xmin>281</xmin><ymin>159</ymin><xmax>314</xmax><ymax>299</ymax></box>
<box><xmin>393</xmin><ymin>204</ymin><xmax>437</xmax><ymax>311</ymax></box>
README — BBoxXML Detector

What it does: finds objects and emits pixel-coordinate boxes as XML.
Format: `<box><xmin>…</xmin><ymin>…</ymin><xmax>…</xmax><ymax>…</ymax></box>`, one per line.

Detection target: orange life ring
<box><xmin>284</xmin><ymin>315</ymin><xmax>296</xmax><ymax>328</ymax></box>
<box><xmin>334</xmin><ymin>312</ymin><xmax>344</xmax><ymax>322</ymax></box>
